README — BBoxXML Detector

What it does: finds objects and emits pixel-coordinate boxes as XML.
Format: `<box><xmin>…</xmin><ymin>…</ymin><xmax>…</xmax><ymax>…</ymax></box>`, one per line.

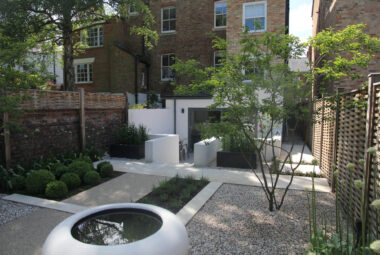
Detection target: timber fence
<box><xmin>312</xmin><ymin>73</ymin><xmax>380</xmax><ymax>236</ymax></box>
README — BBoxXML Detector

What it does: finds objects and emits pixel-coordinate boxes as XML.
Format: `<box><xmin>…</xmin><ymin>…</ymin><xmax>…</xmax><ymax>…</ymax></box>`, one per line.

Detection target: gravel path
<box><xmin>0</xmin><ymin>194</ymin><xmax>38</xmax><ymax>226</ymax></box>
<box><xmin>187</xmin><ymin>184</ymin><xmax>336</xmax><ymax>255</ymax></box>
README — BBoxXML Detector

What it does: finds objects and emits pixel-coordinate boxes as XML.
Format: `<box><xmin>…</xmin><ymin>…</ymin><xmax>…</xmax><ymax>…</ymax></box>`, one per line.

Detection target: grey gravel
<box><xmin>0</xmin><ymin>193</ymin><xmax>38</xmax><ymax>225</ymax></box>
<box><xmin>187</xmin><ymin>184</ymin><xmax>336</xmax><ymax>255</ymax></box>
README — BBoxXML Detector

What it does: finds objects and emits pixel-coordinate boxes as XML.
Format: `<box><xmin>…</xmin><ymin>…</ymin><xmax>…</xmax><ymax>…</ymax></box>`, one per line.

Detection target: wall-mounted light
<box><xmin>181</xmin><ymin>108</ymin><xmax>185</xmax><ymax>114</ymax></box>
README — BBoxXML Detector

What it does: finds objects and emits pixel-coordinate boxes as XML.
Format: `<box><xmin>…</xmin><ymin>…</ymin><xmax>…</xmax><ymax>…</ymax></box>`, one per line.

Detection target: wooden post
<box><xmin>362</xmin><ymin>73</ymin><xmax>380</xmax><ymax>240</ymax></box>
<box><xmin>319</xmin><ymin>95</ymin><xmax>325</xmax><ymax>165</ymax></box>
<box><xmin>3</xmin><ymin>112</ymin><xmax>11</xmax><ymax>169</ymax></box>
<box><xmin>331</xmin><ymin>91</ymin><xmax>340</xmax><ymax>192</ymax></box>
<box><xmin>79</xmin><ymin>88</ymin><xmax>86</xmax><ymax>151</ymax></box>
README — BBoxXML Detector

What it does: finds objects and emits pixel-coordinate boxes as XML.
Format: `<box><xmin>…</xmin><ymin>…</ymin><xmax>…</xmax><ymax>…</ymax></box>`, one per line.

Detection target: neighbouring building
<box><xmin>311</xmin><ymin>0</ymin><xmax>380</xmax><ymax>96</ymax></box>
<box><xmin>74</xmin><ymin>0</ymin><xmax>290</xmax><ymax>100</ymax></box>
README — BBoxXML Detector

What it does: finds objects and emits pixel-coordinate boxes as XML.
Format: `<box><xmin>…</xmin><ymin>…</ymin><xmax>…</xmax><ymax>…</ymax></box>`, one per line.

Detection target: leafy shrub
<box><xmin>45</xmin><ymin>181</ymin><xmax>68</xmax><ymax>199</ymax></box>
<box><xmin>60</xmin><ymin>173</ymin><xmax>81</xmax><ymax>190</ymax></box>
<box><xmin>0</xmin><ymin>165</ymin><xmax>13</xmax><ymax>192</ymax></box>
<box><xmin>83</xmin><ymin>146</ymin><xmax>102</xmax><ymax>162</ymax></box>
<box><xmin>26</xmin><ymin>170</ymin><xmax>55</xmax><ymax>194</ymax></box>
<box><xmin>10</xmin><ymin>175</ymin><xmax>26</xmax><ymax>190</ymax></box>
<box><xmin>68</xmin><ymin>160</ymin><xmax>93</xmax><ymax>179</ymax></box>
<box><xmin>115</xmin><ymin>124</ymin><xmax>148</xmax><ymax>145</ymax></box>
<box><xmin>222</xmin><ymin>133</ymin><xmax>254</xmax><ymax>153</ymax></box>
<box><xmin>83</xmin><ymin>171</ymin><xmax>101</xmax><ymax>186</ymax></box>
<box><xmin>97</xmin><ymin>162</ymin><xmax>113</xmax><ymax>178</ymax></box>
<box><xmin>52</xmin><ymin>164</ymin><xmax>69</xmax><ymax>179</ymax></box>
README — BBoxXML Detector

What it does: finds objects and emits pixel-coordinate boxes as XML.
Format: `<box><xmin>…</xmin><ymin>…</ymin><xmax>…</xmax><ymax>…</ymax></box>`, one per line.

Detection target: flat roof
<box><xmin>162</xmin><ymin>94</ymin><xmax>212</xmax><ymax>100</ymax></box>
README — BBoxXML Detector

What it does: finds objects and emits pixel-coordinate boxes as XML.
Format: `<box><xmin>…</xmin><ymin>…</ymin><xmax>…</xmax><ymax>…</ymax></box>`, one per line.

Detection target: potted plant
<box><xmin>109</xmin><ymin>124</ymin><xmax>149</xmax><ymax>159</ymax></box>
<box><xmin>216</xmin><ymin>134</ymin><xmax>256</xmax><ymax>169</ymax></box>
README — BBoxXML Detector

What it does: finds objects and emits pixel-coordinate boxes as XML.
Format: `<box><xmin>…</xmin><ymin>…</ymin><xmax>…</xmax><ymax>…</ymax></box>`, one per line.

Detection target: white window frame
<box><xmin>81</xmin><ymin>26</ymin><xmax>104</xmax><ymax>48</ymax></box>
<box><xmin>242</xmin><ymin>1</ymin><xmax>267</xmax><ymax>33</ymax></box>
<box><xmin>74</xmin><ymin>58</ymin><xmax>95</xmax><ymax>84</ymax></box>
<box><xmin>161</xmin><ymin>7</ymin><xmax>176</xmax><ymax>33</ymax></box>
<box><xmin>214</xmin><ymin>51</ymin><xmax>225</xmax><ymax>67</ymax></box>
<box><xmin>214</xmin><ymin>1</ymin><xmax>227</xmax><ymax>29</ymax></box>
<box><xmin>161</xmin><ymin>53</ymin><xmax>175</xmax><ymax>81</ymax></box>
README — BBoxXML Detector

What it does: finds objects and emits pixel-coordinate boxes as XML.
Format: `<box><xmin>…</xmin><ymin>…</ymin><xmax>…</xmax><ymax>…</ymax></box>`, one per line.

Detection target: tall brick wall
<box><xmin>227</xmin><ymin>0</ymin><xmax>287</xmax><ymax>54</ymax></box>
<box><xmin>312</xmin><ymin>0</ymin><xmax>380</xmax><ymax>94</ymax></box>
<box><xmin>0</xmin><ymin>90</ymin><xmax>127</xmax><ymax>166</ymax></box>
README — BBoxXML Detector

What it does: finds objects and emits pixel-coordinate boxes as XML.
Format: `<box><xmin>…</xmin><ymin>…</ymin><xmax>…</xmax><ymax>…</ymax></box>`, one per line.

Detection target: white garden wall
<box><xmin>128</xmin><ymin>109</ymin><xmax>174</xmax><ymax>134</ymax></box>
<box><xmin>194</xmin><ymin>138</ymin><xmax>221</xmax><ymax>167</ymax></box>
<box><xmin>145</xmin><ymin>134</ymin><xmax>179</xmax><ymax>164</ymax></box>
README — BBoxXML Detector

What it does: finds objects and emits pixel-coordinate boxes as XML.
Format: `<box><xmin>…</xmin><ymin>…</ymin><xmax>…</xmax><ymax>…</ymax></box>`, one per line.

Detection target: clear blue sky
<box><xmin>289</xmin><ymin>0</ymin><xmax>313</xmax><ymax>42</ymax></box>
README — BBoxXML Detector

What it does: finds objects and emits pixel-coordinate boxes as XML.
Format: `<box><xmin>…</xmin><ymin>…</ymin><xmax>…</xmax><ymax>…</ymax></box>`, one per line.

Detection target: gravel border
<box><xmin>0</xmin><ymin>194</ymin><xmax>39</xmax><ymax>226</ymax></box>
<box><xmin>187</xmin><ymin>184</ymin><xmax>336</xmax><ymax>255</ymax></box>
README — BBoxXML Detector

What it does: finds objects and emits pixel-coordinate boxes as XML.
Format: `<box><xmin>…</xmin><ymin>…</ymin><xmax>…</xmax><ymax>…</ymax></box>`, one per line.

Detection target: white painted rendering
<box><xmin>42</xmin><ymin>203</ymin><xmax>189</xmax><ymax>255</ymax></box>
<box><xmin>166</xmin><ymin>99</ymin><xmax>214</xmax><ymax>142</ymax></box>
<box><xmin>145</xmin><ymin>134</ymin><xmax>179</xmax><ymax>164</ymax></box>
<box><xmin>194</xmin><ymin>137</ymin><xmax>222</xmax><ymax>167</ymax></box>
<box><xmin>261</xmin><ymin>136</ymin><xmax>282</xmax><ymax>161</ymax></box>
<box><xmin>129</xmin><ymin>109</ymin><xmax>174</xmax><ymax>134</ymax></box>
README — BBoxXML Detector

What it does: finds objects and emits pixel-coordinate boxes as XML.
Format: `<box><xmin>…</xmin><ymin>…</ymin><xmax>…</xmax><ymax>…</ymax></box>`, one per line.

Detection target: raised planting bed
<box><xmin>109</xmin><ymin>144</ymin><xmax>145</xmax><ymax>159</ymax></box>
<box><xmin>137</xmin><ymin>175</ymin><xmax>209</xmax><ymax>213</ymax></box>
<box><xmin>19</xmin><ymin>171</ymin><xmax>124</xmax><ymax>201</ymax></box>
<box><xmin>217</xmin><ymin>151</ymin><xmax>256</xmax><ymax>169</ymax></box>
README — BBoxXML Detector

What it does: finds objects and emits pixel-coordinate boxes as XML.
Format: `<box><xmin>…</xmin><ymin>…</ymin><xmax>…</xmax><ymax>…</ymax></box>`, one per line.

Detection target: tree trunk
<box><xmin>63</xmin><ymin>24</ymin><xmax>74</xmax><ymax>91</ymax></box>
<box><xmin>269</xmin><ymin>193</ymin><xmax>274</xmax><ymax>211</ymax></box>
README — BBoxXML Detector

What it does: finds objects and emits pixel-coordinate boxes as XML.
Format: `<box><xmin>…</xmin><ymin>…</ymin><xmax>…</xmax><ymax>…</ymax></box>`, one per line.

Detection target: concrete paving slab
<box><xmin>106</xmin><ymin>158</ymin><xmax>331</xmax><ymax>193</ymax></box>
<box><xmin>3</xmin><ymin>194</ymin><xmax>87</xmax><ymax>214</ymax></box>
<box><xmin>64</xmin><ymin>172</ymin><xmax>167</xmax><ymax>207</ymax></box>
<box><xmin>0</xmin><ymin>208</ymin><xmax>71</xmax><ymax>255</ymax></box>
<box><xmin>177</xmin><ymin>182</ymin><xmax>222</xmax><ymax>225</ymax></box>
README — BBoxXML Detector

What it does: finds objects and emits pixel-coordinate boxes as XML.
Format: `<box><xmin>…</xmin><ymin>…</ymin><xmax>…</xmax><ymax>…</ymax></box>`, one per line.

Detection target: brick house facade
<box><xmin>311</xmin><ymin>0</ymin><xmax>380</xmax><ymax>96</ymax></box>
<box><xmin>74</xmin><ymin>0</ymin><xmax>289</xmax><ymax>97</ymax></box>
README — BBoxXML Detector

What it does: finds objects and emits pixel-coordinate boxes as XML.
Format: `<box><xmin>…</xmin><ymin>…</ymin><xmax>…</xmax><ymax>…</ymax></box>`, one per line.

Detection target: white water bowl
<box><xmin>42</xmin><ymin>203</ymin><xmax>189</xmax><ymax>255</ymax></box>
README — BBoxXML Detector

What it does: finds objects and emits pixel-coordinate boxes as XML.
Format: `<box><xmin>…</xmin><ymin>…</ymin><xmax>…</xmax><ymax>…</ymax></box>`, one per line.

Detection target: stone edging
<box><xmin>176</xmin><ymin>182</ymin><xmax>223</xmax><ymax>225</ymax></box>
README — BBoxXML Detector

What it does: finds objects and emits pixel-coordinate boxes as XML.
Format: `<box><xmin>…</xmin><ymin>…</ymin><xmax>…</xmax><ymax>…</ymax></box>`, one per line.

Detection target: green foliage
<box><xmin>307</xmin><ymin>158</ymin><xmax>377</xmax><ymax>254</ymax></box>
<box><xmin>115</xmin><ymin>124</ymin><xmax>148</xmax><ymax>145</ymax></box>
<box><xmin>10</xmin><ymin>175</ymin><xmax>26</xmax><ymax>190</ymax></box>
<box><xmin>52</xmin><ymin>164</ymin><xmax>69</xmax><ymax>179</ymax></box>
<box><xmin>309</xmin><ymin>24</ymin><xmax>380</xmax><ymax>94</ymax></box>
<box><xmin>130</xmin><ymin>103</ymin><xmax>147</xmax><ymax>109</ymax></box>
<box><xmin>83</xmin><ymin>171</ymin><xmax>101</xmax><ymax>186</ymax></box>
<box><xmin>25</xmin><ymin>170</ymin><xmax>55</xmax><ymax>194</ymax></box>
<box><xmin>147</xmin><ymin>91</ymin><xmax>161</xmax><ymax>108</ymax></box>
<box><xmin>45</xmin><ymin>181</ymin><xmax>68</xmax><ymax>199</ymax></box>
<box><xmin>82</xmin><ymin>146</ymin><xmax>102</xmax><ymax>162</ymax></box>
<box><xmin>171</xmin><ymin>30</ymin><xmax>307</xmax><ymax>211</ymax></box>
<box><xmin>97</xmin><ymin>161</ymin><xmax>113</xmax><ymax>178</ymax></box>
<box><xmin>0</xmin><ymin>165</ymin><xmax>14</xmax><ymax>192</ymax></box>
<box><xmin>137</xmin><ymin>175</ymin><xmax>209</xmax><ymax>213</ymax></box>
<box><xmin>68</xmin><ymin>160</ymin><xmax>93</xmax><ymax>179</ymax></box>
<box><xmin>60</xmin><ymin>173</ymin><xmax>81</xmax><ymax>190</ymax></box>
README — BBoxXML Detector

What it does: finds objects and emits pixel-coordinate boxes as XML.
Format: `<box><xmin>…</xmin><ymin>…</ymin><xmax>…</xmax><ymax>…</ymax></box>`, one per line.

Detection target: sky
<box><xmin>289</xmin><ymin>0</ymin><xmax>313</xmax><ymax>42</ymax></box>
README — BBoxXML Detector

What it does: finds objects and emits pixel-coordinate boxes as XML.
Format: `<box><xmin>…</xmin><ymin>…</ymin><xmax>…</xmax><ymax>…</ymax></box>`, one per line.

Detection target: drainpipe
<box><xmin>174</xmin><ymin>99</ymin><xmax>177</xmax><ymax>134</ymax></box>
<box><xmin>134</xmin><ymin>56</ymin><xmax>138</xmax><ymax>104</ymax></box>
<box><xmin>285</xmin><ymin>0</ymin><xmax>290</xmax><ymax>35</ymax></box>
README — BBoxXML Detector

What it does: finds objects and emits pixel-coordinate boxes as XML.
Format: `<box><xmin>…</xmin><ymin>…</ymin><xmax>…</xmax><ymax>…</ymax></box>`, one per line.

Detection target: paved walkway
<box><xmin>105</xmin><ymin>158</ymin><xmax>331</xmax><ymax>193</ymax></box>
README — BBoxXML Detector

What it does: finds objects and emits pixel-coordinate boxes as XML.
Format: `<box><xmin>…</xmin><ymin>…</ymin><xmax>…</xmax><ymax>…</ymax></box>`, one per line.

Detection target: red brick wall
<box><xmin>149</xmin><ymin>0</ymin><xmax>227</xmax><ymax>94</ymax></box>
<box><xmin>75</xmin><ymin>19</ymin><xmax>147</xmax><ymax>94</ymax></box>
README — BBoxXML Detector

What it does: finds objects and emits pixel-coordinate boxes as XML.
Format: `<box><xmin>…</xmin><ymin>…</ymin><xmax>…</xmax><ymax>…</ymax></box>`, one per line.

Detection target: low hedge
<box><xmin>45</xmin><ymin>181</ymin><xmax>68</xmax><ymax>199</ymax></box>
<box><xmin>97</xmin><ymin>161</ymin><xmax>113</xmax><ymax>178</ymax></box>
<box><xmin>26</xmin><ymin>170</ymin><xmax>55</xmax><ymax>194</ymax></box>
<box><xmin>60</xmin><ymin>173</ymin><xmax>81</xmax><ymax>190</ymax></box>
<box><xmin>83</xmin><ymin>171</ymin><xmax>101</xmax><ymax>186</ymax></box>
<box><xmin>68</xmin><ymin>160</ymin><xmax>93</xmax><ymax>179</ymax></box>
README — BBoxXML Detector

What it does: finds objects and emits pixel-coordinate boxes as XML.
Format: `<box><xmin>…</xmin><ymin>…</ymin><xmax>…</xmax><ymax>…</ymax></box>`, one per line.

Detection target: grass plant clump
<box><xmin>137</xmin><ymin>175</ymin><xmax>209</xmax><ymax>213</ymax></box>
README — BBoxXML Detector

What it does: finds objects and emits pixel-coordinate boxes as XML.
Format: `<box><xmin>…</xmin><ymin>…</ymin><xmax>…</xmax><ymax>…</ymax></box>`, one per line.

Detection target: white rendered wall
<box><xmin>145</xmin><ymin>134</ymin><xmax>179</xmax><ymax>164</ymax></box>
<box><xmin>129</xmin><ymin>109</ymin><xmax>174</xmax><ymax>134</ymax></box>
<box><xmin>194</xmin><ymin>137</ymin><xmax>222</xmax><ymax>167</ymax></box>
<box><xmin>166</xmin><ymin>99</ymin><xmax>214</xmax><ymax>142</ymax></box>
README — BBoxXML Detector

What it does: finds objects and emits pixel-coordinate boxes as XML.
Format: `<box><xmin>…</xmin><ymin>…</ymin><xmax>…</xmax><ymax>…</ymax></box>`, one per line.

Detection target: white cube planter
<box><xmin>42</xmin><ymin>203</ymin><xmax>189</xmax><ymax>255</ymax></box>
